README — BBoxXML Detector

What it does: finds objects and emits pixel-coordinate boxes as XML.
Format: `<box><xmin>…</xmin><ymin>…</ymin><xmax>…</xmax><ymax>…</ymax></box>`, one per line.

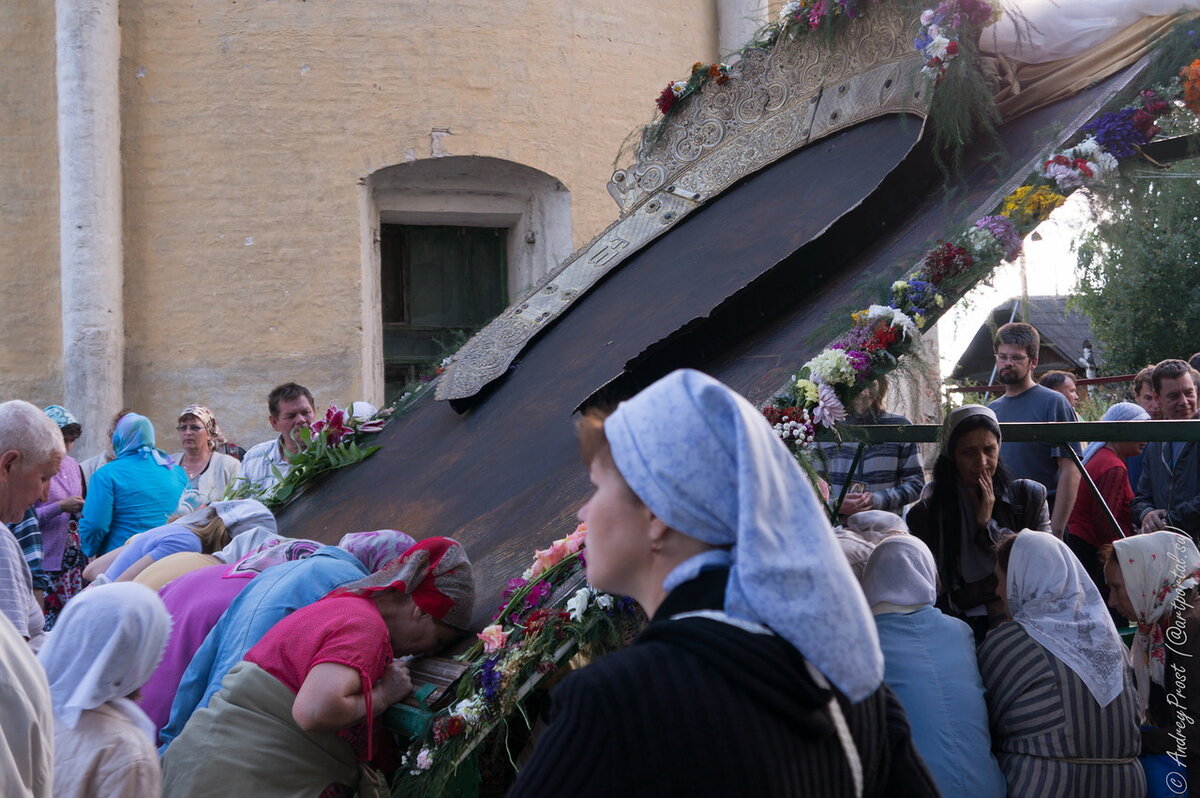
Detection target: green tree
<box><xmin>1074</xmin><ymin>162</ymin><xmax>1200</xmax><ymax>374</ymax></box>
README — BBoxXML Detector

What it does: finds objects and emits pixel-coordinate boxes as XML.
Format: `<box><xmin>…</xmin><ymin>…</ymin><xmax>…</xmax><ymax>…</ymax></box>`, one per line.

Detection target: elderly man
<box><xmin>238</xmin><ymin>382</ymin><xmax>316</xmax><ymax>497</ymax></box>
<box><xmin>0</xmin><ymin>399</ymin><xmax>62</xmax><ymax>797</ymax></box>
<box><xmin>1132</xmin><ymin>359</ymin><xmax>1200</xmax><ymax>539</ymax></box>
<box><xmin>0</xmin><ymin>400</ymin><xmax>64</xmax><ymax>646</ymax></box>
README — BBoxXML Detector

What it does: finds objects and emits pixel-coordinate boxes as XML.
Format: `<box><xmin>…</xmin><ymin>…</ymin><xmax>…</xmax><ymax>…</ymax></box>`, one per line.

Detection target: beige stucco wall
<box><xmin>2</xmin><ymin>1</ymin><xmax>721</xmax><ymax>456</ymax></box>
<box><xmin>1</xmin><ymin>5</ymin><xmax>61</xmax><ymax>403</ymax></box>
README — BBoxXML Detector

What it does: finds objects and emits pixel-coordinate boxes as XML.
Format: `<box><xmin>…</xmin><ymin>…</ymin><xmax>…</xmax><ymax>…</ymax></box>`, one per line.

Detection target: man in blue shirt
<box><xmin>988</xmin><ymin>322</ymin><xmax>1081</xmax><ymax>538</ymax></box>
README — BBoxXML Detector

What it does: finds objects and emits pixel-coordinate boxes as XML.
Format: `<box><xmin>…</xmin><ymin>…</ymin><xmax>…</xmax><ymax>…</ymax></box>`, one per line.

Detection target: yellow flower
<box><xmin>850</xmin><ymin>310</ymin><xmax>869</xmax><ymax>325</ymax></box>
<box><xmin>1001</xmin><ymin>185</ymin><xmax>1065</xmax><ymax>226</ymax></box>
<box><xmin>914</xmin><ymin>313</ymin><xmax>926</xmax><ymax>328</ymax></box>
<box><xmin>796</xmin><ymin>378</ymin><xmax>820</xmax><ymax>405</ymax></box>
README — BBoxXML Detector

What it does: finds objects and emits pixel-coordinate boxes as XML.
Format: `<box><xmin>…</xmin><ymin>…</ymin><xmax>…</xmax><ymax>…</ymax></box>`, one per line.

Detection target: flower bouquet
<box><xmin>393</xmin><ymin>524</ymin><xmax>643</xmax><ymax>797</ymax></box>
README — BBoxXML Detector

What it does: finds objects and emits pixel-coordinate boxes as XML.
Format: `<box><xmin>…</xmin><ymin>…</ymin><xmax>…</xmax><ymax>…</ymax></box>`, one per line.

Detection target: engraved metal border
<box><xmin>438</xmin><ymin>6</ymin><xmax>928</xmax><ymax>401</ymax></box>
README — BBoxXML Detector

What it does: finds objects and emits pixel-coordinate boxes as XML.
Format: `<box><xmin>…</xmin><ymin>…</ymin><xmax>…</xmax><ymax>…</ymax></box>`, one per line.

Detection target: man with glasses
<box><xmin>988</xmin><ymin>322</ymin><xmax>1081</xmax><ymax>538</ymax></box>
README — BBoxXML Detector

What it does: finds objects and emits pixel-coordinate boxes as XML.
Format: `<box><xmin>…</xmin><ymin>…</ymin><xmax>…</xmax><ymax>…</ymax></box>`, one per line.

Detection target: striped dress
<box><xmin>978</xmin><ymin>622</ymin><xmax>1145</xmax><ymax>797</ymax></box>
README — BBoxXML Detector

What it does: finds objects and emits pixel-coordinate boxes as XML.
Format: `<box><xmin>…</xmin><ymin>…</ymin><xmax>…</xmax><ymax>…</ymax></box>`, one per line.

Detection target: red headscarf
<box><xmin>332</xmin><ymin>537</ymin><xmax>475</xmax><ymax>630</ymax></box>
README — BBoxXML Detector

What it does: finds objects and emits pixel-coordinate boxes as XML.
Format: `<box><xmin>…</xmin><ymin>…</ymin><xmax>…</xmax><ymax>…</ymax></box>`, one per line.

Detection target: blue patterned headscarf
<box><xmin>112</xmin><ymin>413</ymin><xmax>174</xmax><ymax>468</ymax></box>
<box><xmin>43</xmin><ymin>405</ymin><xmax>78</xmax><ymax>429</ymax></box>
<box><xmin>603</xmin><ymin>369</ymin><xmax>884</xmax><ymax>702</ymax></box>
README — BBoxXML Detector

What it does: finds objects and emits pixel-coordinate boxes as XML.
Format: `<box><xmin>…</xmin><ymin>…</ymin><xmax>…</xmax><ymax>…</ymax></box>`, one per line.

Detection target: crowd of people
<box><xmin>1</xmin><ymin>321</ymin><xmax>1199</xmax><ymax>796</ymax></box>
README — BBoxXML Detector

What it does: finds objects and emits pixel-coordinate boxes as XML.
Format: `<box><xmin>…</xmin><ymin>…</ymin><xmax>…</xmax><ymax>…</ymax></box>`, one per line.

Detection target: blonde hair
<box><xmin>185</xmin><ymin>511</ymin><xmax>230</xmax><ymax>553</ymax></box>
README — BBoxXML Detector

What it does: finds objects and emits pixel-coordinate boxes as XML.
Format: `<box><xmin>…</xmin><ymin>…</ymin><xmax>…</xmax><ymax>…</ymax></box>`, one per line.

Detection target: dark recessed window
<box><xmin>380</xmin><ymin>224</ymin><xmax>508</xmax><ymax>399</ymax></box>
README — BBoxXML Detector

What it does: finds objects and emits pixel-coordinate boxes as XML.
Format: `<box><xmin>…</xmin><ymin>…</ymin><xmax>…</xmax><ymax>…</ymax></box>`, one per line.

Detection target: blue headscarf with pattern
<box><xmin>603</xmin><ymin>369</ymin><xmax>884</xmax><ymax>702</ymax></box>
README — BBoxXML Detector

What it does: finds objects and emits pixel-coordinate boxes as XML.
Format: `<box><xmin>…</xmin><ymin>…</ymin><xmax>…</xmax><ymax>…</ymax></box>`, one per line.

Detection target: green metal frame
<box><xmin>821</xmin><ymin>421</ymin><xmax>1200</xmax><ymax>540</ymax></box>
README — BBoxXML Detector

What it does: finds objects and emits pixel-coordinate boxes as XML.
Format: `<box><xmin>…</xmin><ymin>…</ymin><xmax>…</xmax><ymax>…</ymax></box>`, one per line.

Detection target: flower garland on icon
<box><xmin>760</xmin><ymin>82</ymin><xmax>1183</xmax><ymax>464</ymax></box>
<box><xmin>394</xmin><ymin>524</ymin><xmax>643</xmax><ymax>797</ymax></box>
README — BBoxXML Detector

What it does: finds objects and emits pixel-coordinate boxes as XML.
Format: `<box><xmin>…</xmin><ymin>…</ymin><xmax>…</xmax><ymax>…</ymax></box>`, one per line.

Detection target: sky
<box><xmin>936</xmin><ymin>192</ymin><xmax>1093</xmax><ymax>380</ymax></box>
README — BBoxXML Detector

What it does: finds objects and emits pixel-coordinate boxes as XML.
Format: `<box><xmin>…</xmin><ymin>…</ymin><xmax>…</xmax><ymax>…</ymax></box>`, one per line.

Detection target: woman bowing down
<box><xmin>509</xmin><ymin>369</ymin><xmax>937</xmax><ymax>797</ymax></box>
<box><xmin>161</xmin><ymin>537</ymin><xmax>475</xmax><ymax>797</ymax></box>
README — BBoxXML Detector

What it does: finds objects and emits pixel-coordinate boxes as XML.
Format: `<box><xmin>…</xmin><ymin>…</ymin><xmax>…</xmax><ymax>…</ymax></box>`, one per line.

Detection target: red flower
<box><xmin>762</xmin><ymin>406</ymin><xmax>805</xmax><ymax>426</ymax></box>
<box><xmin>919</xmin><ymin>241</ymin><xmax>974</xmax><ymax>286</ymax></box>
<box><xmin>1071</xmin><ymin>158</ymin><xmax>1093</xmax><ymax>178</ymax></box>
<box><xmin>1131</xmin><ymin>108</ymin><xmax>1160</xmax><ymax>141</ymax></box>
<box><xmin>945</xmin><ymin>41</ymin><xmax>959</xmax><ymax>57</ymax></box>
<box><xmin>864</xmin><ymin>324</ymin><xmax>900</xmax><ymax>352</ymax></box>
<box><xmin>655</xmin><ymin>85</ymin><xmax>676</xmax><ymax>115</ymax></box>
<box><xmin>1141</xmin><ymin>89</ymin><xmax>1171</xmax><ymax>117</ymax></box>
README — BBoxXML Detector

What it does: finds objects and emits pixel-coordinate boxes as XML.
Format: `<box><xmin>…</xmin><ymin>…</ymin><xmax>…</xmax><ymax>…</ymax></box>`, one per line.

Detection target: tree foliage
<box><xmin>1073</xmin><ymin>162</ymin><xmax>1200</xmax><ymax>375</ymax></box>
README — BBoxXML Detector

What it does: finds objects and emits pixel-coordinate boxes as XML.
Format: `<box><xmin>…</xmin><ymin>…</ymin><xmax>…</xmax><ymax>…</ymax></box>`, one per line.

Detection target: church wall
<box><xmin>1</xmin><ymin>1</ymin><xmax>720</xmax><ymax>455</ymax></box>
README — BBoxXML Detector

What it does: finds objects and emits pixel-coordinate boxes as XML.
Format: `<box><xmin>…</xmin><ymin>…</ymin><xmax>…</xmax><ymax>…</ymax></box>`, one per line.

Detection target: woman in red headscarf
<box><xmin>160</xmin><ymin>537</ymin><xmax>475</xmax><ymax>798</ymax></box>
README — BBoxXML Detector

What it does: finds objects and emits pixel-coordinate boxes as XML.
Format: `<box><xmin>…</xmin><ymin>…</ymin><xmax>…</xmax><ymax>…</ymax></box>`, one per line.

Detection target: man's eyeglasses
<box><xmin>994</xmin><ymin>353</ymin><xmax>1029</xmax><ymax>363</ymax></box>
<box><xmin>177</xmin><ymin>424</ymin><xmax>204</xmax><ymax>432</ymax></box>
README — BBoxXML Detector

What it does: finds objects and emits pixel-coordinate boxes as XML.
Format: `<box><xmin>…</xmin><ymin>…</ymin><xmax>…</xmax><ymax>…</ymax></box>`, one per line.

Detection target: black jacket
<box><xmin>508</xmin><ymin>568</ymin><xmax>939</xmax><ymax>797</ymax></box>
<box><xmin>1131</xmin><ymin>440</ymin><xmax>1200</xmax><ymax>539</ymax></box>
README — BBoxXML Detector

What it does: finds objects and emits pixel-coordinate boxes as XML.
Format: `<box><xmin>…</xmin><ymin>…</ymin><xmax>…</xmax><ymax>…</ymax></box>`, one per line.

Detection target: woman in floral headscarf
<box><xmin>170</xmin><ymin>405</ymin><xmax>241</xmax><ymax>509</ymax></box>
<box><xmin>1105</xmin><ymin>531</ymin><xmax>1200</xmax><ymax>793</ymax></box>
<box><xmin>161</xmin><ymin>537</ymin><xmax>474</xmax><ymax>798</ymax></box>
<box><xmin>78</xmin><ymin>413</ymin><xmax>187</xmax><ymax>556</ymax></box>
<box><xmin>34</xmin><ymin>405</ymin><xmax>88</xmax><ymax>629</ymax></box>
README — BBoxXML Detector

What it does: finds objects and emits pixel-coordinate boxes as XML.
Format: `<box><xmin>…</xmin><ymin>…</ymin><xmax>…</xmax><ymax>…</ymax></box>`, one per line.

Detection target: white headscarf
<box><xmin>1082</xmin><ymin>402</ymin><xmax>1149</xmax><ymax>464</ymax></box>
<box><xmin>862</xmin><ymin>535</ymin><xmax>938</xmax><ymax>611</ymax></box>
<box><xmin>846</xmin><ymin>510</ymin><xmax>908</xmax><ymax>542</ymax></box>
<box><xmin>38</xmin><ymin>583</ymin><xmax>171</xmax><ymax>738</ymax></box>
<box><xmin>212</xmin><ymin>527</ymin><xmax>287</xmax><ymax>564</ymax></box>
<box><xmin>1112</xmin><ymin>531</ymin><xmax>1200</xmax><ymax>711</ymax></box>
<box><xmin>604</xmin><ymin>369</ymin><xmax>883</xmax><ymax>702</ymax></box>
<box><xmin>1005</xmin><ymin>531</ymin><xmax>1128</xmax><ymax>706</ymax></box>
<box><xmin>211</xmin><ymin>499</ymin><xmax>277</xmax><ymax>537</ymax></box>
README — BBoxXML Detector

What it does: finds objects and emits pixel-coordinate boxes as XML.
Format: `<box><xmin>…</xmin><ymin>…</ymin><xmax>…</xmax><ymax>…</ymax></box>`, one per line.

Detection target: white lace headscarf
<box><xmin>1005</xmin><ymin>531</ymin><xmax>1128</xmax><ymax>706</ymax></box>
<box><xmin>604</xmin><ymin>369</ymin><xmax>883</xmax><ymax>701</ymax></box>
<box><xmin>1112</xmin><ymin>531</ymin><xmax>1200</xmax><ymax>712</ymax></box>
<box><xmin>38</xmin><ymin>583</ymin><xmax>171</xmax><ymax>740</ymax></box>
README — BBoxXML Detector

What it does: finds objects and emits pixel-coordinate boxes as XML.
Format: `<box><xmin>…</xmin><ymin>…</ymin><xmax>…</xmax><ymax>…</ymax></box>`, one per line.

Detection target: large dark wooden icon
<box><xmin>279</xmin><ymin>62</ymin><xmax>1150</xmax><ymax>631</ymax></box>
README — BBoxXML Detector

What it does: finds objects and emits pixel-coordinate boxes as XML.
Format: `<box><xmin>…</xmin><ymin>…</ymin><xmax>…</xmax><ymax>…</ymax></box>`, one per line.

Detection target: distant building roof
<box><xmin>950</xmin><ymin>295</ymin><xmax>1099</xmax><ymax>385</ymax></box>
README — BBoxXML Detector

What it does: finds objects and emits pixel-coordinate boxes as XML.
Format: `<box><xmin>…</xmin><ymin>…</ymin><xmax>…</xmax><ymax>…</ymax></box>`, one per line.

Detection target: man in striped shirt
<box><xmin>816</xmin><ymin>376</ymin><xmax>925</xmax><ymax>520</ymax></box>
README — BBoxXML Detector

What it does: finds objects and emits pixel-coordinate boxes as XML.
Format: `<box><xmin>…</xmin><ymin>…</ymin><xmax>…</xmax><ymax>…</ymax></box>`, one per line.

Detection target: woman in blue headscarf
<box><xmin>509</xmin><ymin>369</ymin><xmax>937</xmax><ymax>797</ymax></box>
<box><xmin>78</xmin><ymin>413</ymin><xmax>188</xmax><ymax>557</ymax></box>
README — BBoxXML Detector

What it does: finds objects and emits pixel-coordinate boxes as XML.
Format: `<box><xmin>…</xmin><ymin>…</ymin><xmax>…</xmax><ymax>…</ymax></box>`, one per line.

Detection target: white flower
<box><xmin>1041</xmin><ymin>160</ymin><xmax>1086</xmax><ymax>191</ymax></box>
<box><xmin>416</xmin><ymin>747</ymin><xmax>433</xmax><ymax>771</ymax></box>
<box><xmin>925</xmin><ymin>34</ymin><xmax>950</xmax><ymax>59</ymax></box>
<box><xmin>595</xmin><ymin>593</ymin><xmax>614</xmax><ymax>610</ymax></box>
<box><xmin>1087</xmin><ymin>150</ymin><xmax>1119</xmax><ymax>177</ymax></box>
<box><xmin>920</xmin><ymin>9</ymin><xmax>935</xmax><ymax>25</ymax></box>
<box><xmin>521</xmin><ymin>567</ymin><xmax>533</xmax><ymax>580</ymax></box>
<box><xmin>779</xmin><ymin>0</ymin><xmax>801</xmax><ymax>20</ymax></box>
<box><xmin>453</xmin><ymin>697</ymin><xmax>485</xmax><ymax>726</ymax></box>
<box><xmin>866</xmin><ymin>304</ymin><xmax>918</xmax><ymax>339</ymax></box>
<box><xmin>804</xmin><ymin>349</ymin><xmax>855</xmax><ymax>387</ymax></box>
<box><xmin>566</xmin><ymin>586</ymin><xmax>593</xmax><ymax>622</ymax></box>
<box><xmin>892</xmin><ymin>280</ymin><xmax>908</xmax><ymax>292</ymax></box>
<box><xmin>963</xmin><ymin>225</ymin><xmax>999</xmax><ymax>258</ymax></box>
<box><xmin>670</xmin><ymin>80</ymin><xmax>688</xmax><ymax>98</ymax></box>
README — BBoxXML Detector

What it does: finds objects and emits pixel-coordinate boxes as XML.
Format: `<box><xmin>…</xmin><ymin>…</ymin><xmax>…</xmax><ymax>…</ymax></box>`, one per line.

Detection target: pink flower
<box><xmin>563</xmin><ymin>524</ymin><xmax>587</xmax><ymax>554</ymax></box>
<box><xmin>477</xmin><ymin>624</ymin><xmax>509</xmax><ymax>653</ymax></box>
<box><xmin>310</xmin><ymin>403</ymin><xmax>353</xmax><ymax>445</ymax></box>
<box><xmin>812</xmin><ymin>383</ymin><xmax>847</xmax><ymax>429</ymax></box>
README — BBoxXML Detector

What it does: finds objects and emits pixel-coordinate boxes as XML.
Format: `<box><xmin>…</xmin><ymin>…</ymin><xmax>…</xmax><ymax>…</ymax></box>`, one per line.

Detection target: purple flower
<box><xmin>831</xmin><ymin>325</ymin><xmax>871</xmax><ymax>352</ymax></box>
<box><xmin>845</xmin><ymin>350</ymin><xmax>872</xmax><ymax>377</ymax></box>
<box><xmin>480</xmin><ymin>657</ymin><xmax>502</xmax><ymax>701</ymax></box>
<box><xmin>974</xmin><ymin>215</ymin><xmax>1022</xmax><ymax>260</ymax></box>
<box><xmin>501</xmin><ymin>577</ymin><xmax>527</xmax><ymax>601</ymax></box>
<box><xmin>1082</xmin><ymin>109</ymin><xmax>1145</xmax><ymax>159</ymax></box>
<box><xmin>525</xmin><ymin>581</ymin><xmax>552</xmax><ymax>610</ymax></box>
